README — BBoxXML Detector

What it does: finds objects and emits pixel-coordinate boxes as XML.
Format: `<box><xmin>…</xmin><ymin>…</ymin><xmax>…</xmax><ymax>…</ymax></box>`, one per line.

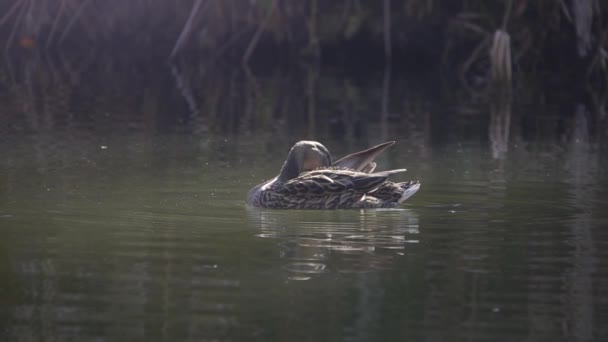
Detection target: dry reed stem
<box><xmin>0</xmin><ymin>0</ymin><xmax>25</xmax><ymax>28</ymax></box>
<box><xmin>558</xmin><ymin>0</ymin><xmax>573</xmax><ymax>22</ymax></box>
<box><xmin>490</xmin><ymin>30</ymin><xmax>511</xmax><ymax>84</ymax></box>
<box><xmin>58</xmin><ymin>0</ymin><xmax>92</xmax><ymax>45</ymax></box>
<box><xmin>243</xmin><ymin>0</ymin><xmax>278</xmax><ymax>66</ymax></box>
<box><xmin>46</xmin><ymin>0</ymin><xmax>68</xmax><ymax>48</ymax></box>
<box><xmin>500</xmin><ymin>0</ymin><xmax>513</xmax><ymax>29</ymax></box>
<box><xmin>381</xmin><ymin>63</ymin><xmax>391</xmax><ymax>141</ymax></box>
<box><xmin>572</xmin><ymin>0</ymin><xmax>595</xmax><ymax>57</ymax></box>
<box><xmin>5</xmin><ymin>0</ymin><xmax>28</xmax><ymax>54</ymax></box>
<box><xmin>308</xmin><ymin>0</ymin><xmax>319</xmax><ymax>58</ymax></box>
<box><xmin>170</xmin><ymin>0</ymin><xmax>207</xmax><ymax>60</ymax></box>
<box><xmin>384</xmin><ymin>0</ymin><xmax>391</xmax><ymax>63</ymax></box>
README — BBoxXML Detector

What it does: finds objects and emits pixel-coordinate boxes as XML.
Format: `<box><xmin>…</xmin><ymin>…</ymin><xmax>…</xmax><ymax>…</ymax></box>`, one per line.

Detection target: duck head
<box><xmin>277</xmin><ymin>141</ymin><xmax>332</xmax><ymax>182</ymax></box>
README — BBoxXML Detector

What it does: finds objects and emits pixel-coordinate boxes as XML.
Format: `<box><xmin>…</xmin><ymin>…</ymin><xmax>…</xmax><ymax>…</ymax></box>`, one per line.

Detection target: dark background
<box><xmin>0</xmin><ymin>0</ymin><xmax>606</xmax><ymax>144</ymax></box>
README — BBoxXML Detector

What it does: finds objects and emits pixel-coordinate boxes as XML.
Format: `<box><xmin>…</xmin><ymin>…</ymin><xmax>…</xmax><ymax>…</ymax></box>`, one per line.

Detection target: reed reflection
<box><xmin>563</xmin><ymin>104</ymin><xmax>597</xmax><ymax>342</ymax></box>
<box><xmin>488</xmin><ymin>84</ymin><xmax>511</xmax><ymax>160</ymax></box>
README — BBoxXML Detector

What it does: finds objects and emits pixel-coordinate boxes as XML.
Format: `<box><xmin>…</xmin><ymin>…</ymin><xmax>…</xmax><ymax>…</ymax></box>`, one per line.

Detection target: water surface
<box><xmin>1</xmin><ymin>55</ymin><xmax>607</xmax><ymax>341</ymax></box>
<box><xmin>1</xmin><ymin>132</ymin><xmax>606</xmax><ymax>341</ymax></box>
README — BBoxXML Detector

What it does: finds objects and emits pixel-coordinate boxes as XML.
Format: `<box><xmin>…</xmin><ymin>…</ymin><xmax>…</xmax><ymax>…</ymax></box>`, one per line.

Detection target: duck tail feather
<box><xmin>398</xmin><ymin>181</ymin><xmax>421</xmax><ymax>203</ymax></box>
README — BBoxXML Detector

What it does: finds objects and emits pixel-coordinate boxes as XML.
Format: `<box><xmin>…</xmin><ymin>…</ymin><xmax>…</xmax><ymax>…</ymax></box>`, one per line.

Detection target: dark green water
<box><xmin>1</xmin><ymin>56</ymin><xmax>608</xmax><ymax>341</ymax></box>
<box><xmin>1</xmin><ymin>132</ymin><xmax>607</xmax><ymax>341</ymax></box>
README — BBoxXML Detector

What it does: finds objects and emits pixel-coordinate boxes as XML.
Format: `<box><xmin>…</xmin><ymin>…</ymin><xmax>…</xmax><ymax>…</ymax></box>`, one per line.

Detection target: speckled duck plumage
<box><xmin>247</xmin><ymin>141</ymin><xmax>420</xmax><ymax>209</ymax></box>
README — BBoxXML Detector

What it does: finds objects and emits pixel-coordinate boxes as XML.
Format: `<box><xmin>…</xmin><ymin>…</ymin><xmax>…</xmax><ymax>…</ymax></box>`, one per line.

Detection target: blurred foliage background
<box><xmin>0</xmin><ymin>0</ymin><xmax>606</xmax><ymax>142</ymax></box>
<box><xmin>1</xmin><ymin>0</ymin><xmax>605</xmax><ymax>77</ymax></box>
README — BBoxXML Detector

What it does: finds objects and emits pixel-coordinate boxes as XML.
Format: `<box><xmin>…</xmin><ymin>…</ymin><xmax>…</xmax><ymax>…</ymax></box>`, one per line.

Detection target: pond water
<box><xmin>1</xmin><ymin>58</ymin><xmax>607</xmax><ymax>341</ymax></box>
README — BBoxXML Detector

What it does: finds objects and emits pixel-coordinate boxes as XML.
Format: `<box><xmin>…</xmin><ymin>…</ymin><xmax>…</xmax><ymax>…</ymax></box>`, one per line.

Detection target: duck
<box><xmin>247</xmin><ymin>140</ymin><xmax>420</xmax><ymax>209</ymax></box>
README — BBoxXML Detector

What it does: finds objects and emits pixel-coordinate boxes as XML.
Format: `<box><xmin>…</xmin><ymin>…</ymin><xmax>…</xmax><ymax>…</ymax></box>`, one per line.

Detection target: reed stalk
<box><xmin>0</xmin><ymin>0</ymin><xmax>603</xmax><ymax>92</ymax></box>
<box><xmin>572</xmin><ymin>0</ymin><xmax>595</xmax><ymax>57</ymax></box>
<box><xmin>170</xmin><ymin>0</ymin><xmax>206</xmax><ymax>60</ymax></box>
<box><xmin>46</xmin><ymin>0</ymin><xmax>68</xmax><ymax>48</ymax></box>
<box><xmin>57</xmin><ymin>0</ymin><xmax>92</xmax><ymax>45</ymax></box>
<box><xmin>384</xmin><ymin>0</ymin><xmax>391</xmax><ymax>63</ymax></box>
<box><xmin>490</xmin><ymin>30</ymin><xmax>512</xmax><ymax>84</ymax></box>
<box><xmin>242</xmin><ymin>0</ymin><xmax>278</xmax><ymax>66</ymax></box>
<box><xmin>4</xmin><ymin>0</ymin><xmax>28</xmax><ymax>53</ymax></box>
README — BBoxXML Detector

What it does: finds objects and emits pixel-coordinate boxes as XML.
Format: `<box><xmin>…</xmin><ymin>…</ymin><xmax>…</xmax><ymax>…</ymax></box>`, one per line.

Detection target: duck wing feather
<box><xmin>332</xmin><ymin>141</ymin><xmax>395</xmax><ymax>172</ymax></box>
<box><xmin>281</xmin><ymin>169</ymin><xmax>407</xmax><ymax>196</ymax></box>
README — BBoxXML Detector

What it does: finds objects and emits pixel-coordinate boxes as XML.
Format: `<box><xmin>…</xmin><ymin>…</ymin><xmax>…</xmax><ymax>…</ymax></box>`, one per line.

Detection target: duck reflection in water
<box><xmin>247</xmin><ymin>141</ymin><xmax>420</xmax><ymax>209</ymax></box>
<box><xmin>247</xmin><ymin>207</ymin><xmax>420</xmax><ymax>279</ymax></box>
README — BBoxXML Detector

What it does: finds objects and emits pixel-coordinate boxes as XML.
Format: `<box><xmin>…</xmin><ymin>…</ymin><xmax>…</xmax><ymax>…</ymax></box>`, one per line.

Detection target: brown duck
<box><xmin>247</xmin><ymin>141</ymin><xmax>420</xmax><ymax>209</ymax></box>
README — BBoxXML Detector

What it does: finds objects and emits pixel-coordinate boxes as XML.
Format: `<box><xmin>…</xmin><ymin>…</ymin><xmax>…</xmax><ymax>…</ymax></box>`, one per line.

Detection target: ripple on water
<box><xmin>3</xmin><ymin>134</ymin><xmax>608</xmax><ymax>341</ymax></box>
<box><xmin>246</xmin><ymin>207</ymin><xmax>420</xmax><ymax>278</ymax></box>
<box><xmin>1</xmin><ymin>201</ymin><xmax>251</xmax><ymax>341</ymax></box>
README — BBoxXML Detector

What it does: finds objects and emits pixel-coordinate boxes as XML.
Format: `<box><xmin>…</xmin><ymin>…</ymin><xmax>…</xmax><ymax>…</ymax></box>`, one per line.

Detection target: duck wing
<box><xmin>332</xmin><ymin>141</ymin><xmax>395</xmax><ymax>172</ymax></box>
<box><xmin>281</xmin><ymin>169</ymin><xmax>407</xmax><ymax>196</ymax></box>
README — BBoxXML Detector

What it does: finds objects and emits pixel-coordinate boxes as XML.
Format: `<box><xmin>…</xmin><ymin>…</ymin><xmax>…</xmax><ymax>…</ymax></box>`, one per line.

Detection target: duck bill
<box><xmin>332</xmin><ymin>141</ymin><xmax>395</xmax><ymax>172</ymax></box>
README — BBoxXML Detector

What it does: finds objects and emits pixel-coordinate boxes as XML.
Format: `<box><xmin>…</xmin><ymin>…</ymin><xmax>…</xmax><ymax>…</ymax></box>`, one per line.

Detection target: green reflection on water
<box><xmin>0</xmin><ymin>133</ymin><xmax>606</xmax><ymax>341</ymax></box>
